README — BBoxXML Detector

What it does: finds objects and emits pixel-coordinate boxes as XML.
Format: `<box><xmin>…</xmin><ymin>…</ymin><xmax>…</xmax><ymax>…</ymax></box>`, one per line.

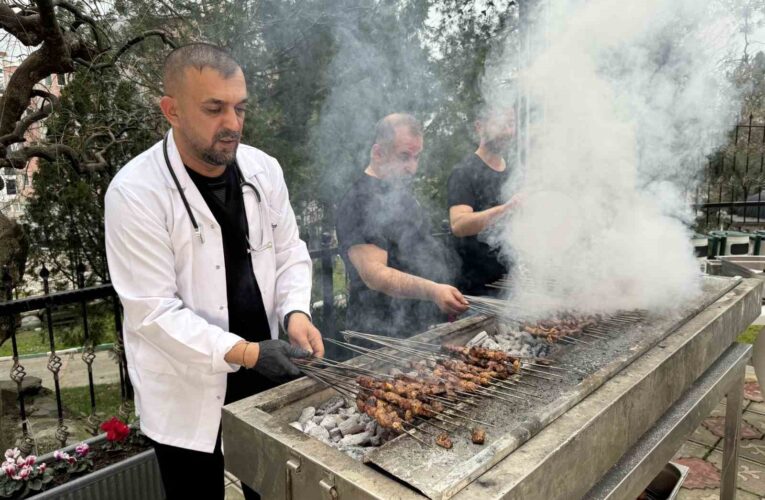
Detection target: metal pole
<box><xmin>320</xmin><ymin>231</ymin><xmax>336</xmax><ymax>341</ymax></box>
<box><xmin>720</xmin><ymin>367</ymin><xmax>745</xmax><ymax>500</ymax></box>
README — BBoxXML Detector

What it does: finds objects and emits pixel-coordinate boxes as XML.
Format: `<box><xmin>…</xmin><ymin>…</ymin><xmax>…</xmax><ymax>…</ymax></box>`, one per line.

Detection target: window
<box><xmin>6</xmin><ymin>178</ymin><xmax>16</xmax><ymax>195</ymax></box>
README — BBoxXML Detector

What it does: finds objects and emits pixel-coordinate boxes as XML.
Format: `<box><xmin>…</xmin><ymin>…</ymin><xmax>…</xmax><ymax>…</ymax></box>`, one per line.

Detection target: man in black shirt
<box><xmin>448</xmin><ymin>107</ymin><xmax>521</xmax><ymax>295</ymax></box>
<box><xmin>336</xmin><ymin>113</ymin><xmax>468</xmax><ymax>337</ymax></box>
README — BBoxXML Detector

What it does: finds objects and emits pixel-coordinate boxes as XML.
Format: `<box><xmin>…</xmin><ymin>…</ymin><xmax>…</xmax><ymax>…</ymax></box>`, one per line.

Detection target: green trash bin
<box><xmin>709</xmin><ymin>230</ymin><xmax>750</xmax><ymax>256</ymax></box>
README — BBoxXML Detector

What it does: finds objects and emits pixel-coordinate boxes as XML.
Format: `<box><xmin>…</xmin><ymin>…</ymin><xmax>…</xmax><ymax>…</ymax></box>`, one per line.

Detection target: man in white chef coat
<box><xmin>104</xmin><ymin>43</ymin><xmax>323</xmax><ymax>500</ymax></box>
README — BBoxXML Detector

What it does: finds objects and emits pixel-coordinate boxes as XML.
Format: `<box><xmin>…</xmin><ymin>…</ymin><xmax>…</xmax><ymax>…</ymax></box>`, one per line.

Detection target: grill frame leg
<box><xmin>720</xmin><ymin>371</ymin><xmax>745</xmax><ymax>500</ymax></box>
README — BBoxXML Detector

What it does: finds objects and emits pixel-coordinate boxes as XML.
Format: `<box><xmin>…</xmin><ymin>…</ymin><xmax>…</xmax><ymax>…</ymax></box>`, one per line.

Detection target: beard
<box><xmin>484</xmin><ymin>136</ymin><xmax>511</xmax><ymax>155</ymax></box>
<box><xmin>184</xmin><ymin>128</ymin><xmax>241</xmax><ymax>166</ymax></box>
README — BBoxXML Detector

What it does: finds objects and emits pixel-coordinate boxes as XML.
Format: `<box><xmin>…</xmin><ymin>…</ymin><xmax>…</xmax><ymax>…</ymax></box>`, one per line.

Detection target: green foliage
<box><xmin>24</xmin><ymin>0</ymin><xmax>520</xmax><ymax>276</ymax></box>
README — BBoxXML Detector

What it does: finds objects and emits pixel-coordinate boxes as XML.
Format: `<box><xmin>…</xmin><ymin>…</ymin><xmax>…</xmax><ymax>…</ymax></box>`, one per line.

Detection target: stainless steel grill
<box><xmin>222</xmin><ymin>275</ymin><xmax>761</xmax><ymax>500</ymax></box>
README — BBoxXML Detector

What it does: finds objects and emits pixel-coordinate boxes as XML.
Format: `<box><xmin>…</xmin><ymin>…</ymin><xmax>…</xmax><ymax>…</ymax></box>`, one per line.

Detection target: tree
<box><xmin>0</xmin><ymin>0</ymin><xmax>175</xmax><ymax>288</ymax></box>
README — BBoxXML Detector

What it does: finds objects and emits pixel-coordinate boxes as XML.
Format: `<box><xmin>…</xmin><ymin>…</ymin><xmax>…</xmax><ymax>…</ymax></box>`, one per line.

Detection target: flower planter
<box><xmin>31</xmin><ymin>433</ymin><xmax>164</xmax><ymax>500</ymax></box>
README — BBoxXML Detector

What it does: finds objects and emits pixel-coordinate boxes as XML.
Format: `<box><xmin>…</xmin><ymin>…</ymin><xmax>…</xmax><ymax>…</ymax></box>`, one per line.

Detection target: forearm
<box><xmin>451</xmin><ymin>205</ymin><xmax>506</xmax><ymax>237</ymax></box>
<box><xmin>364</xmin><ymin>264</ymin><xmax>436</xmax><ymax>301</ymax></box>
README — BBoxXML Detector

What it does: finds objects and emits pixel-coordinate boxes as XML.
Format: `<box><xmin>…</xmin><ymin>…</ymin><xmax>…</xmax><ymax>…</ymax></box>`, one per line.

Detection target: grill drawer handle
<box><xmin>285</xmin><ymin>458</ymin><xmax>301</xmax><ymax>500</ymax></box>
<box><xmin>320</xmin><ymin>477</ymin><xmax>338</xmax><ymax>499</ymax></box>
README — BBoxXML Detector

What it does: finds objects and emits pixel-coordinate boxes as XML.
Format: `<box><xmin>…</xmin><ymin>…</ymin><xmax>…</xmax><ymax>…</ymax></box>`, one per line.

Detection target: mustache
<box><xmin>214</xmin><ymin>130</ymin><xmax>241</xmax><ymax>142</ymax></box>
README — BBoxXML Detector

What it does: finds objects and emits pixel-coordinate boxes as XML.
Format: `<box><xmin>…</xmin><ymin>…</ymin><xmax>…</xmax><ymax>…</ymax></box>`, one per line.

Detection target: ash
<box><xmin>290</xmin><ymin>395</ymin><xmax>393</xmax><ymax>461</ymax></box>
<box><xmin>470</xmin><ymin>322</ymin><xmax>552</xmax><ymax>358</ymax></box>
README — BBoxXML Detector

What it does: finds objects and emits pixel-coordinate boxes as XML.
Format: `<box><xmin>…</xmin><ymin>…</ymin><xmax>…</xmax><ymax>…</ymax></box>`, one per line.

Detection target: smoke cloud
<box><xmin>487</xmin><ymin>0</ymin><xmax>743</xmax><ymax>315</ymax></box>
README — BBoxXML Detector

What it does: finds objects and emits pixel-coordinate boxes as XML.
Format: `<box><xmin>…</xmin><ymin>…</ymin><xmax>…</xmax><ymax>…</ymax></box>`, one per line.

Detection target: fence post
<box><xmin>76</xmin><ymin>263</ymin><xmax>99</xmax><ymax>435</ymax></box>
<box><xmin>320</xmin><ymin>232</ymin><xmax>336</xmax><ymax>339</ymax></box>
<box><xmin>2</xmin><ymin>267</ymin><xmax>34</xmax><ymax>454</ymax></box>
<box><xmin>40</xmin><ymin>265</ymin><xmax>69</xmax><ymax>449</ymax></box>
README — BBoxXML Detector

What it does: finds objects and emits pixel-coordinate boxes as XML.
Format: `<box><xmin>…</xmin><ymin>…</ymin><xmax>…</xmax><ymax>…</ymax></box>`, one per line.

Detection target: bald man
<box><xmin>104</xmin><ymin>43</ymin><xmax>322</xmax><ymax>499</ymax></box>
<box><xmin>335</xmin><ymin>114</ymin><xmax>468</xmax><ymax>339</ymax></box>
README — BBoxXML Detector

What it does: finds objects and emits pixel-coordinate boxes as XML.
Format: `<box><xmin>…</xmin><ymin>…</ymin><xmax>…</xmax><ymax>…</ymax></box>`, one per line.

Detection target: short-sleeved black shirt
<box><xmin>447</xmin><ymin>153</ymin><xmax>511</xmax><ymax>294</ymax></box>
<box><xmin>335</xmin><ymin>174</ymin><xmax>457</xmax><ymax>337</ymax></box>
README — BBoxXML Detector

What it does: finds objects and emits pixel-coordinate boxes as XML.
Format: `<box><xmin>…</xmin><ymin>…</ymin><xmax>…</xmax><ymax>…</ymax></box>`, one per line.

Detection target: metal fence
<box><xmin>0</xmin><ymin>235</ymin><xmax>340</xmax><ymax>454</ymax></box>
<box><xmin>697</xmin><ymin>115</ymin><xmax>765</xmax><ymax>229</ymax></box>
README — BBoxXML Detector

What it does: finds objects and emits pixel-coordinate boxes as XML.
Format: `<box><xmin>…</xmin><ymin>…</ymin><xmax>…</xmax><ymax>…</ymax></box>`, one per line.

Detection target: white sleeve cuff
<box><xmin>213</xmin><ymin>331</ymin><xmax>245</xmax><ymax>374</ymax></box>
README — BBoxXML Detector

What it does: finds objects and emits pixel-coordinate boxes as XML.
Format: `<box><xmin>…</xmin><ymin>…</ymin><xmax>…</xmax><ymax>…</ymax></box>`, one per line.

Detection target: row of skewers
<box><xmin>295</xmin><ymin>332</ymin><xmax>572</xmax><ymax>450</ymax></box>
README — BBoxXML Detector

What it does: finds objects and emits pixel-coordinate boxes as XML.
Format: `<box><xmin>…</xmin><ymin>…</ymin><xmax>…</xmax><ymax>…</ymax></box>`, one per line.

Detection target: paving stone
<box><xmin>748</xmin><ymin>401</ymin><xmax>765</xmax><ymax>415</ymax></box>
<box><xmin>673</xmin><ymin>441</ymin><xmax>710</xmax><ymax>460</ymax></box>
<box><xmin>708</xmin><ymin>450</ymin><xmax>765</xmax><ymax>497</ymax></box>
<box><xmin>745</xmin><ymin>381</ymin><xmax>764</xmax><ymax>403</ymax></box>
<box><xmin>673</xmin><ymin>457</ymin><xmax>720</xmax><ymax>490</ymax></box>
<box><xmin>688</xmin><ymin>424</ymin><xmax>722</xmax><ymax>448</ymax></box>
<box><xmin>224</xmin><ymin>483</ymin><xmax>245</xmax><ymax>500</ymax></box>
<box><xmin>744</xmin><ymin>410</ymin><xmax>765</xmax><ymax>436</ymax></box>
<box><xmin>702</xmin><ymin>416</ymin><xmax>763</xmax><ymax>440</ymax></box>
<box><xmin>736</xmin><ymin>440</ymin><xmax>765</xmax><ymax>467</ymax></box>
<box><xmin>678</xmin><ymin>489</ymin><xmax>760</xmax><ymax>500</ymax></box>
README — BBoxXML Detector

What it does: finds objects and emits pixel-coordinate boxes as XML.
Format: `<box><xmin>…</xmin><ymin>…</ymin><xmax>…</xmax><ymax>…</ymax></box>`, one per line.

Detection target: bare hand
<box><xmin>430</xmin><ymin>284</ymin><xmax>469</xmax><ymax>315</ymax></box>
<box><xmin>505</xmin><ymin>193</ymin><xmax>524</xmax><ymax>211</ymax></box>
<box><xmin>287</xmin><ymin>313</ymin><xmax>325</xmax><ymax>358</ymax></box>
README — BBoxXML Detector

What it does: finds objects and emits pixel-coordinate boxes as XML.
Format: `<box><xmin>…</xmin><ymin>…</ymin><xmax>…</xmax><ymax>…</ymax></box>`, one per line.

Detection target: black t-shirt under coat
<box><xmin>185</xmin><ymin>164</ymin><xmax>273</xmax><ymax>403</ymax></box>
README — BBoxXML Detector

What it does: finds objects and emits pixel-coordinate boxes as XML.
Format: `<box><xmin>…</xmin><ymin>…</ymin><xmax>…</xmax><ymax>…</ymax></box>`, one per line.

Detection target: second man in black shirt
<box><xmin>336</xmin><ymin>113</ymin><xmax>469</xmax><ymax>337</ymax></box>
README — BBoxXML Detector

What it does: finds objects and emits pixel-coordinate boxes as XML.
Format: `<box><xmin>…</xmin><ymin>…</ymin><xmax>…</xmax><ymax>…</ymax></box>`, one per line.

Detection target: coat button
<box><xmin>210</xmin><ymin>223</ymin><xmax>215</xmax><ymax>229</ymax></box>
<box><xmin>219</xmin><ymin>306</ymin><xmax>225</xmax><ymax>310</ymax></box>
<box><xmin>215</xmin><ymin>265</ymin><xmax>221</xmax><ymax>270</ymax></box>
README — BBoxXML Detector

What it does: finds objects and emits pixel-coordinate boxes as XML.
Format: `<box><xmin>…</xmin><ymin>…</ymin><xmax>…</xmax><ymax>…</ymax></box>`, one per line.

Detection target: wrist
<box><xmin>285</xmin><ymin>310</ymin><xmax>311</xmax><ymax>331</ymax></box>
<box><xmin>245</xmin><ymin>342</ymin><xmax>260</xmax><ymax>369</ymax></box>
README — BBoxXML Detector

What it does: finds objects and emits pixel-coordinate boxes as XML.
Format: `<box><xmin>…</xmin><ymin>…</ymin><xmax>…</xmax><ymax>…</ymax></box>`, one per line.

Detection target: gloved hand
<box><xmin>252</xmin><ymin>339</ymin><xmax>311</xmax><ymax>383</ymax></box>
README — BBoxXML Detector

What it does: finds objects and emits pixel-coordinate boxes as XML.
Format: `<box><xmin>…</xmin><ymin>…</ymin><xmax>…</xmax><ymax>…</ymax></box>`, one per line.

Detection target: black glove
<box><xmin>252</xmin><ymin>339</ymin><xmax>311</xmax><ymax>383</ymax></box>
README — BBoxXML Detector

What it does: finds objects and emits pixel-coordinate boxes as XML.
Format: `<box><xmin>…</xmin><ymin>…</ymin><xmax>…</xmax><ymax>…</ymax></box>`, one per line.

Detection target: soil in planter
<box><xmin>30</xmin><ymin>440</ymin><xmax>152</xmax><ymax>496</ymax></box>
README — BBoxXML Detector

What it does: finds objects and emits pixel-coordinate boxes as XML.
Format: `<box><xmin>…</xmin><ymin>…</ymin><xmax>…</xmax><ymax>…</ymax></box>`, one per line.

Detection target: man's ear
<box><xmin>371</xmin><ymin>143</ymin><xmax>382</xmax><ymax>162</ymax></box>
<box><xmin>159</xmin><ymin>96</ymin><xmax>180</xmax><ymax>128</ymax></box>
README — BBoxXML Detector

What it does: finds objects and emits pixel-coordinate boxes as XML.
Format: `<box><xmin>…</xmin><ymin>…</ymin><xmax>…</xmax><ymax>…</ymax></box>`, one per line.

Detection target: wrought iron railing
<box><xmin>0</xmin><ymin>235</ymin><xmax>340</xmax><ymax>454</ymax></box>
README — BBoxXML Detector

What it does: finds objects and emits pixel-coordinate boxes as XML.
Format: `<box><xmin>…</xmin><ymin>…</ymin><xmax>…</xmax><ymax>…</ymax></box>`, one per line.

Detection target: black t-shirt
<box><xmin>447</xmin><ymin>153</ymin><xmax>511</xmax><ymax>294</ymax></box>
<box><xmin>185</xmin><ymin>164</ymin><xmax>274</xmax><ymax>403</ymax></box>
<box><xmin>335</xmin><ymin>174</ymin><xmax>457</xmax><ymax>337</ymax></box>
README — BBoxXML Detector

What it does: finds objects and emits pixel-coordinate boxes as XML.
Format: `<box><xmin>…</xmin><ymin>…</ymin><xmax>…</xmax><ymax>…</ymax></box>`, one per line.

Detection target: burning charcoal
<box><xmin>338</xmin><ymin>414</ymin><xmax>365</xmax><ymax>436</ymax></box>
<box><xmin>339</xmin><ymin>431</ymin><xmax>371</xmax><ymax>447</ymax></box>
<box><xmin>330</xmin><ymin>427</ymin><xmax>343</xmax><ymax>442</ymax></box>
<box><xmin>466</xmin><ymin>331</ymin><xmax>489</xmax><ymax>348</ymax></box>
<box><xmin>313</xmin><ymin>415</ymin><xmax>325</xmax><ymax>425</ymax></box>
<box><xmin>289</xmin><ymin>421</ymin><xmax>303</xmax><ymax>432</ymax></box>
<box><xmin>364</xmin><ymin>421</ymin><xmax>377</xmax><ymax>434</ymax></box>
<box><xmin>338</xmin><ymin>445</ymin><xmax>367</xmax><ymax>461</ymax></box>
<box><xmin>374</xmin><ymin>422</ymin><xmax>385</xmax><ymax>439</ymax></box>
<box><xmin>389</xmin><ymin>367</ymin><xmax>404</xmax><ymax>377</ymax></box>
<box><xmin>306</xmin><ymin>422</ymin><xmax>331</xmax><ymax>443</ymax></box>
<box><xmin>368</xmin><ymin>435</ymin><xmax>382</xmax><ymax>446</ymax></box>
<box><xmin>320</xmin><ymin>415</ymin><xmax>339</xmax><ymax>430</ymax></box>
<box><xmin>318</xmin><ymin>396</ymin><xmax>346</xmax><ymax>415</ymax></box>
<box><xmin>298</xmin><ymin>406</ymin><xmax>316</xmax><ymax>426</ymax></box>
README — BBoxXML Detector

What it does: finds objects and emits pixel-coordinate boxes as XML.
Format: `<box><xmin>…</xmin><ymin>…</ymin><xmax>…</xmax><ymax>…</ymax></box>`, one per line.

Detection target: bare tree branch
<box><xmin>0</xmin><ymin>3</ymin><xmax>42</xmax><ymax>46</ymax></box>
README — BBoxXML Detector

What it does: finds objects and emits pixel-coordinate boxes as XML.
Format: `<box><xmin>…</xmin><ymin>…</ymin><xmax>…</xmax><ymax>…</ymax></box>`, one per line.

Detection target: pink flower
<box><xmin>2</xmin><ymin>462</ymin><xmax>16</xmax><ymax>478</ymax></box>
<box><xmin>66</xmin><ymin>456</ymin><xmax>77</xmax><ymax>465</ymax></box>
<box><xmin>17</xmin><ymin>466</ymin><xmax>31</xmax><ymax>480</ymax></box>
<box><xmin>75</xmin><ymin>443</ymin><xmax>89</xmax><ymax>457</ymax></box>
<box><xmin>4</xmin><ymin>448</ymin><xmax>19</xmax><ymax>461</ymax></box>
<box><xmin>38</xmin><ymin>462</ymin><xmax>46</xmax><ymax>473</ymax></box>
<box><xmin>53</xmin><ymin>450</ymin><xmax>70</xmax><ymax>461</ymax></box>
<box><xmin>23</xmin><ymin>455</ymin><xmax>35</xmax><ymax>467</ymax></box>
<box><xmin>15</xmin><ymin>456</ymin><xmax>24</xmax><ymax>466</ymax></box>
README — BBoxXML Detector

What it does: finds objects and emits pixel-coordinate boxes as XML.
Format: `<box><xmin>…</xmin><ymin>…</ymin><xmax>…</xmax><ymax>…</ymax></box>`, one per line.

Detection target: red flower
<box><xmin>100</xmin><ymin>417</ymin><xmax>130</xmax><ymax>442</ymax></box>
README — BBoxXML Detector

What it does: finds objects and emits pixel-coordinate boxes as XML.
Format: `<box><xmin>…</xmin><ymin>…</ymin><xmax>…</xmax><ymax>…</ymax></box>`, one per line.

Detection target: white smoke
<box><xmin>487</xmin><ymin>0</ymin><xmax>744</xmax><ymax>315</ymax></box>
